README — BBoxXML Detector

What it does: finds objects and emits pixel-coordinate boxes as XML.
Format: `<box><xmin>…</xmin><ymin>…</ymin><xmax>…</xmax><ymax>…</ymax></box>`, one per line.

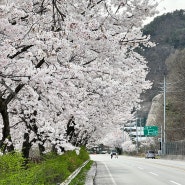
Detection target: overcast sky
<box><xmin>157</xmin><ymin>0</ymin><xmax>185</xmax><ymax>14</ymax></box>
<box><xmin>144</xmin><ymin>0</ymin><xmax>185</xmax><ymax>24</ymax></box>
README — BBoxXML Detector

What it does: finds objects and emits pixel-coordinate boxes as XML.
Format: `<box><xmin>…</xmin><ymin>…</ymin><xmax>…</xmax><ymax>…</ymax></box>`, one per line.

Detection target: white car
<box><xmin>101</xmin><ymin>151</ymin><xmax>108</xmax><ymax>154</ymax></box>
<box><xmin>145</xmin><ymin>150</ymin><xmax>155</xmax><ymax>159</ymax></box>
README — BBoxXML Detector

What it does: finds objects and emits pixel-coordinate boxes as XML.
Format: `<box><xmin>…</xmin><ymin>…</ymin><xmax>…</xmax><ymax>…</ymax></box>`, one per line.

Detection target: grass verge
<box><xmin>0</xmin><ymin>147</ymin><xmax>89</xmax><ymax>185</ymax></box>
<box><xmin>69</xmin><ymin>160</ymin><xmax>94</xmax><ymax>185</ymax></box>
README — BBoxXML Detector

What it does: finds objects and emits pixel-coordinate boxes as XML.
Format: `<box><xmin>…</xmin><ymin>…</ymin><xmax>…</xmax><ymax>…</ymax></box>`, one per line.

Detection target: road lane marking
<box><xmin>153</xmin><ymin>162</ymin><xmax>185</xmax><ymax>172</ymax></box>
<box><xmin>104</xmin><ymin>163</ymin><xmax>117</xmax><ymax>185</ymax></box>
<box><xmin>149</xmin><ymin>172</ymin><xmax>158</xmax><ymax>176</ymax></box>
<box><xmin>170</xmin><ymin>180</ymin><xmax>182</xmax><ymax>185</ymax></box>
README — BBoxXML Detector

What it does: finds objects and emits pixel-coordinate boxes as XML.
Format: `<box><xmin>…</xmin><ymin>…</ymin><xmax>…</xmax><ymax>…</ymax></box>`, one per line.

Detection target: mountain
<box><xmin>138</xmin><ymin>10</ymin><xmax>185</xmax><ymax>121</ymax></box>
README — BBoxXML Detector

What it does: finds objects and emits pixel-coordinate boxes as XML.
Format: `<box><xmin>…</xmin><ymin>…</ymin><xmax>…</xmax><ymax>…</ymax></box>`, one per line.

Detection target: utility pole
<box><xmin>163</xmin><ymin>74</ymin><xmax>166</xmax><ymax>155</ymax></box>
<box><xmin>122</xmin><ymin>124</ymin><xmax>124</xmax><ymax>143</ymax></box>
<box><xmin>136</xmin><ymin>118</ymin><xmax>138</xmax><ymax>154</ymax></box>
<box><xmin>160</xmin><ymin>125</ymin><xmax>163</xmax><ymax>155</ymax></box>
<box><xmin>140</xmin><ymin>118</ymin><xmax>142</xmax><ymax>140</ymax></box>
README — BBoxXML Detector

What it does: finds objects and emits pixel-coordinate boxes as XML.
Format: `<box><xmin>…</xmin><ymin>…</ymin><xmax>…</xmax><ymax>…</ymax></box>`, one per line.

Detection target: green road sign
<box><xmin>144</xmin><ymin>126</ymin><xmax>158</xmax><ymax>136</ymax></box>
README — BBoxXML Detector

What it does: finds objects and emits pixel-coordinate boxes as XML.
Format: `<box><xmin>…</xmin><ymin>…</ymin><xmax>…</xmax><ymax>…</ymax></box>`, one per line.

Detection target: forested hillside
<box><xmin>139</xmin><ymin>10</ymin><xmax>185</xmax><ymax>119</ymax></box>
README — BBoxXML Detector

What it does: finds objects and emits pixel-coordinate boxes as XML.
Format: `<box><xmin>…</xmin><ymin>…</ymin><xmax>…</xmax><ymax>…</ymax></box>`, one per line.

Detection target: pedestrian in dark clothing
<box><xmin>111</xmin><ymin>153</ymin><xmax>113</xmax><ymax>159</ymax></box>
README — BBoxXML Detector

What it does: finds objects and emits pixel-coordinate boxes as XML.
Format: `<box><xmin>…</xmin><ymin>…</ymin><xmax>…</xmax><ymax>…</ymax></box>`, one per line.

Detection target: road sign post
<box><xmin>144</xmin><ymin>126</ymin><xmax>158</xmax><ymax>137</ymax></box>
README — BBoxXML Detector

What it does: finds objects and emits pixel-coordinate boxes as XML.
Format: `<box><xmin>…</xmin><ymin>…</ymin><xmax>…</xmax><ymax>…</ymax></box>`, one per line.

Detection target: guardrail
<box><xmin>60</xmin><ymin>160</ymin><xmax>90</xmax><ymax>185</ymax></box>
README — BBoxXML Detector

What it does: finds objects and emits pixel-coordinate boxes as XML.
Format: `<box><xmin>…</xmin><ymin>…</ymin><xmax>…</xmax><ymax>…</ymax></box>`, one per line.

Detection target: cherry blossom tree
<box><xmin>0</xmin><ymin>0</ymin><xmax>158</xmax><ymax>155</ymax></box>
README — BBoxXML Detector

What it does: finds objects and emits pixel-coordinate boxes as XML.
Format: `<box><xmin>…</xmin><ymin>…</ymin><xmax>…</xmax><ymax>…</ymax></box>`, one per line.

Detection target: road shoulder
<box><xmin>85</xmin><ymin>162</ymin><xmax>97</xmax><ymax>185</ymax></box>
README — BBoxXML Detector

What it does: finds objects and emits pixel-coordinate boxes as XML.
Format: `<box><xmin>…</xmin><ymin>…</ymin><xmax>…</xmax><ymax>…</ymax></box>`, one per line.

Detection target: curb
<box><xmin>85</xmin><ymin>162</ymin><xmax>97</xmax><ymax>185</ymax></box>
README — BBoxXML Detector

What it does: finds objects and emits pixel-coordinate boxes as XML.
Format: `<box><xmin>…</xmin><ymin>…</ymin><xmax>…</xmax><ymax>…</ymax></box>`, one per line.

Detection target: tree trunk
<box><xmin>38</xmin><ymin>143</ymin><xmax>45</xmax><ymax>155</ymax></box>
<box><xmin>22</xmin><ymin>132</ymin><xmax>32</xmax><ymax>159</ymax></box>
<box><xmin>0</xmin><ymin>101</ymin><xmax>14</xmax><ymax>153</ymax></box>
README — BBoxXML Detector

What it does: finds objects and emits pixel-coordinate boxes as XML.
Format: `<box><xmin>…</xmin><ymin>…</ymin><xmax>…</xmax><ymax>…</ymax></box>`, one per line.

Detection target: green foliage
<box><xmin>34</xmin><ymin>159</ymin><xmax>70</xmax><ymax>185</ymax></box>
<box><xmin>78</xmin><ymin>146</ymin><xmax>90</xmax><ymax>161</ymax></box>
<box><xmin>0</xmin><ymin>147</ymin><xmax>90</xmax><ymax>185</ymax></box>
<box><xmin>0</xmin><ymin>152</ymin><xmax>25</xmax><ymax>174</ymax></box>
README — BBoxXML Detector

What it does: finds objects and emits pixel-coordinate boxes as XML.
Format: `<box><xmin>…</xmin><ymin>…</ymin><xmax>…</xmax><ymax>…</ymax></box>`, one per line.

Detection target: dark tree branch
<box><xmin>83</xmin><ymin>58</ymin><xmax>97</xmax><ymax>66</ymax></box>
<box><xmin>53</xmin><ymin>0</ymin><xmax>66</xmax><ymax>21</ymax></box>
<box><xmin>8</xmin><ymin>45</ymin><xmax>34</xmax><ymax>59</ymax></box>
<box><xmin>5</xmin><ymin>83</ymin><xmax>25</xmax><ymax>104</ymax></box>
<box><xmin>35</xmin><ymin>58</ymin><xmax>45</xmax><ymax>68</ymax></box>
<box><xmin>10</xmin><ymin>120</ymin><xmax>24</xmax><ymax>128</ymax></box>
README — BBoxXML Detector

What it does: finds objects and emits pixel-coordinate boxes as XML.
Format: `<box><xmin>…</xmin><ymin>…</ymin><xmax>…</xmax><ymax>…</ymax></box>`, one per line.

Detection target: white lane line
<box><xmin>170</xmin><ymin>180</ymin><xmax>182</xmax><ymax>185</ymax></box>
<box><xmin>104</xmin><ymin>163</ymin><xmax>117</xmax><ymax>185</ymax></box>
<box><xmin>137</xmin><ymin>167</ymin><xmax>144</xmax><ymax>170</ymax></box>
<box><xmin>149</xmin><ymin>172</ymin><xmax>158</xmax><ymax>176</ymax></box>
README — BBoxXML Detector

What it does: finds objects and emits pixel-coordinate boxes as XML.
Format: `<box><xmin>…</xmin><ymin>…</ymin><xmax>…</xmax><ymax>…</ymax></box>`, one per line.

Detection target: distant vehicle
<box><xmin>101</xmin><ymin>151</ymin><xmax>108</xmax><ymax>154</ymax></box>
<box><xmin>111</xmin><ymin>152</ymin><xmax>117</xmax><ymax>155</ymax></box>
<box><xmin>110</xmin><ymin>151</ymin><xmax>118</xmax><ymax>158</ymax></box>
<box><xmin>145</xmin><ymin>150</ymin><xmax>155</xmax><ymax>159</ymax></box>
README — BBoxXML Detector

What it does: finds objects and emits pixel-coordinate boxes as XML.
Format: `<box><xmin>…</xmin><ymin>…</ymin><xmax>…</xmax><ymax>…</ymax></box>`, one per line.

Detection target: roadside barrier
<box><xmin>60</xmin><ymin>160</ymin><xmax>90</xmax><ymax>185</ymax></box>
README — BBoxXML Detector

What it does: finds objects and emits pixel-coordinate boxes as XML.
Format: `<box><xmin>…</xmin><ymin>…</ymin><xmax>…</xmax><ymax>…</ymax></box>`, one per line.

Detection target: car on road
<box><xmin>110</xmin><ymin>151</ymin><xmax>118</xmax><ymax>158</ymax></box>
<box><xmin>111</xmin><ymin>152</ymin><xmax>117</xmax><ymax>155</ymax></box>
<box><xmin>101</xmin><ymin>150</ymin><xmax>108</xmax><ymax>154</ymax></box>
<box><xmin>145</xmin><ymin>150</ymin><xmax>155</xmax><ymax>159</ymax></box>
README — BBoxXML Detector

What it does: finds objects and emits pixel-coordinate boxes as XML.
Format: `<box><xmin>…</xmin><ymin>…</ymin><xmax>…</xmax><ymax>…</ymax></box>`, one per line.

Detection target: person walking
<box><xmin>111</xmin><ymin>152</ymin><xmax>113</xmax><ymax>159</ymax></box>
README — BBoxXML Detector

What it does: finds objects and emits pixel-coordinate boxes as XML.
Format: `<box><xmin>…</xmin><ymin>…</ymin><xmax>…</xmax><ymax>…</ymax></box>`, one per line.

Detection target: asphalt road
<box><xmin>90</xmin><ymin>154</ymin><xmax>185</xmax><ymax>185</ymax></box>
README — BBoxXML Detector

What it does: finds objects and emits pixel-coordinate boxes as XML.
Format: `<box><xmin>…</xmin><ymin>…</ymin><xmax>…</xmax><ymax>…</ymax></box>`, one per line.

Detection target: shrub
<box><xmin>0</xmin><ymin>147</ymin><xmax>90</xmax><ymax>185</ymax></box>
<box><xmin>78</xmin><ymin>146</ymin><xmax>90</xmax><ymax>161</ymax></box>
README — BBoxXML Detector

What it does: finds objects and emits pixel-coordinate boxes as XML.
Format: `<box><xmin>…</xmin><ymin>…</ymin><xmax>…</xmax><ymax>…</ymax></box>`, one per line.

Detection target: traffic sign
<box><xmin>144</xmin><ymin>126</ymin><xmax>158</xmax><ymax>136</ymax></box>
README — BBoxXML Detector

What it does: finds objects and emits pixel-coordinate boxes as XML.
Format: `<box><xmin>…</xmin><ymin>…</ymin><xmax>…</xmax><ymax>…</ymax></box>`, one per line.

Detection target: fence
<box><xmin>165</xmin><ymin>140</ymin><xmax>185</xmax><ymax>155</ymax></box>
